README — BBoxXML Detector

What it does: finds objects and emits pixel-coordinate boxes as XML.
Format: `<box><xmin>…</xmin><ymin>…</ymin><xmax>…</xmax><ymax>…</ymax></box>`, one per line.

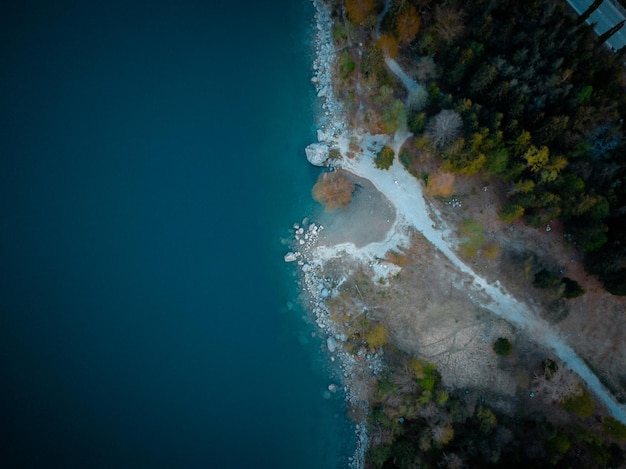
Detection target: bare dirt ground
<box><xmin>317</xmin><ymin>171</ymin><xmax>396</xmax><ymax>248</ymax></box>
<box><xmin>314</xmin><ymin>177</ymin><xmax>571</xmax><ymax>419</ymax></box>
<box><xmin>420</xmin><ymin>159</ymin><xmax>626</xmax><ymax>403</ymax></box>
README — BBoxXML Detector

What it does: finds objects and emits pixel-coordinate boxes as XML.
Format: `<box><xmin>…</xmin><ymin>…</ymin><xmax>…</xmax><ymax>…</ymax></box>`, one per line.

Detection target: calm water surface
<box><xmin>0</xmin><ymin>1</ymin><xmax>353</xmax><ymax>467</ymax></box>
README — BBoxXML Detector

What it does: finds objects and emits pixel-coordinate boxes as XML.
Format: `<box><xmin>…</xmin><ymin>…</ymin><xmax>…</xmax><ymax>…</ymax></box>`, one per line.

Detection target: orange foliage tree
<box><xmin>312</xmin><ymin>172</ymin><xmax>354</xmax><ymax>211</ymax></box>
<box><xmin>377</xmin><ymin>34</ymin><xmax>399</xmax><ymax>58</ymax></box>
<box><xmin>345</xmin><ymin>0</ymin><xmax>376</xmax><ymax>25</ymax></box>
<box><xmin>396</xmin><ymin>5</ymin><xmax>421</xmax><ymax>44</ymax></box>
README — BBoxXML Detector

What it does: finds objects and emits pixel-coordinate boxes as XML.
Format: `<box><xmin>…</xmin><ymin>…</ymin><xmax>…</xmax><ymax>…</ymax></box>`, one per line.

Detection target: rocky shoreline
<box><xmin>283</xmin><ymin>2</ymin><xmax>386</xmax><ymax>467</ymax></box>
<box><xmin>305</xmin><ymin>0</ymin><xmax>348</xmax><ymax>168</ymax></box>
<box><xmin>285</xmin><ymin>218</ymin><xmax>381</xmax><ymax>469</ymax></box>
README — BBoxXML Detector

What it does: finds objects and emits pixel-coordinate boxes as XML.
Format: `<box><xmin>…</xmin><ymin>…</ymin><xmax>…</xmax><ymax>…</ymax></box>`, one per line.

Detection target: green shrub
<box><xmin>407</xmin><ymin>357</ymin><xmax>425</xmax><ymax>379</ymax></box>
<box><xmin>418</xmin><ymin>374</ymin><xmax>436</xmax><ymax>391</ymax></box>
<box><xmin>493</xmin><ymin>337</ymin><xmax>512</xmax><ymax>356</ymax></box>
<box><xmin>534</xmin><ymin>268</ymin><xmax>560</xmax><ymax>289</ymax></box>
<box><xmin>476</xmin><ymin>406</ymin><xmax>497</xmax><ymax>434</ymax></box>
<box><xmin>366</xmin><ymin>324</ymin><xmax>388</xmax><ymax>349</ymax></box>
<box><xmin>398</xmin><ymin>148</ymin><xmax>416</xmax><ymax>175</ymax></box>
<box><xmin>408</xmin><ymin>111</ymin><xmax>427</xmax><ymax>134</ymax></box>
<box><xmin>367</xmin><ymin>445</ymin><xmax>392</xmax><ymax>467</ymax></box>
<box><xmin>550</xmin><ymin>432</ymin><xmax>571</xmax><ymax>454</ymax></box>
<box><xmin>561</xmin><ymin>277</ymin><xmax>585</xmax><ymax>298</ymax></box>
<box><xmin>382</xmin><ymin>100</ymin><xmax>406</xmax><ymax>134</ymax></box>
<box><xmin>436</xmin><ymin>390</ymin><xmax>449</xmax><ymax>406</ymax></box>
<box><xmin>459</xmin><ymin>219</ymin><xmax>485</xmax><ymax>257</ymax></box>
<box><xmin>542</xmin><ymin>358</ymin><xmax>559</xmax><ymax>379</ymax></box>
<box><xmin>562</xmin><ymin>387</ymin><xmax>595</xmax><ymax>417</ymax></box>
<box><xmin>603</xmin><ymin>417</ymin><xmax>626</xmax><ymax>440</ymax></box>
<box><xmin>339</xmin><ymin>50</ymin><xmax>356</xmax><ymax>78</ymax></box>
<box><xmin>499</xmin><ymin>203</ymin><xmax>524</xmax><ymax>222</ymax></box>
<box><xmin>375</xmin><ymin>146</ymin><xmax>395</xmax><ymax>170</ymax></box>
<box><xmin>376</xmin><ymin>375</ymin><xmax>397</xmax><ymax>399</ymax></box>
<box><xmin>418</xmin><ymin>363</ymin><xmax>440</xmax><ymax>391</ymax></box>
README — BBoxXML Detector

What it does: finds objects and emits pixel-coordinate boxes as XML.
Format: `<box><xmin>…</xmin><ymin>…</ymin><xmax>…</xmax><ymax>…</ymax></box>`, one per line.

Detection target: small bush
<box><xmin>534</xmin><ymin>268</ymin><xmax>560</xmax><ymax>289</ymax></box>
<box><xmin>499</xmin><ymin>202</ymin><xmax>524</xmax><ymax>222</ymax></box>
<box><xmin>419</xmin><ymin>374</ymin><xmax>436</xmax><ymax>391</ymax></box>
<box><xmin>418</xmin><ymin>363</ymin><xmax>440</xmax><ymax>391</ymax></box>
<box><xmin>476</xmin><ymin>406</ymin><xmax>497</xmax><ymax>434</ymax></box>
<box><xmin>366</xmin><ymin>324</ymin><xmax>388</xmax><ymax>349</ymax></box>
<box><xmin>375</xmin><ymin>146</ymin><xmax>395</xmax><ymax>170</ymax></box>
<box><xmin>550</xmin><ymin>432</ymin><xmax>571</xmax><ymax>454</ymax></box>
<box><xmin>542</xmin><ymin>358</ymin><xmax>559</xmax><ymax>379</ymax></box>
<box><xmin>436</xmin><ymin>390</ymin><xmax>449</xmax><ymax>406</ymax></box>
<box><xmin>376</xmin><ymin>376</ymin><xmax>397</xmax><ymax>399</ymax></box>
<box><xmin>408</xmin><ymin>111</ymin><xmax>428</xmax><ymax>134</ymax></box>
<box><xmin>562</xmin><ymin>387</ymin><xmax>595</xmax><ymax>417</ymax></box>
<box><xmin>603</xmin><ymin>417</ymin><xmax>626</xmax><ymax>440</ymax></box>
<box><xmin>493</xmin><ymin>337</ymin><xmax>512</xmax><ymax>356</ymax></box>
<box><xmin>312</xmin><ymin>172</ymin><xmax>354</xmax><ymax>211</ymax></box>
<box><xmin>459</xmin><ymin>219</ymin><xmax>485</xmax><ymax>258</ymax></box>
<box><xmin>483</xmin><ymin>243</ymin><xmax>500</xmax><ymax>260</ymax></box>
<box><xmin>399</xmin><ymin>148</ymin><xmax>418</xmax><ymax>177</ymax></box>
<box><xmin>339</xmin><ymin>50</ymin><xmax>356</xmax><ymax>78</ymax></box>
<box><xmin>382</xmin><ymin>100</ymin><xmax>406</xmax><ymax>134</ymax></box>
<box><xmin>561</xmin><ymin>277</ymin><xmax>585</xmax><ymax>298</ymax></box>
<box><xmin>407</xmin><ymin>357</ymin><xmax>425</xmax><ymax>379</ymax></box>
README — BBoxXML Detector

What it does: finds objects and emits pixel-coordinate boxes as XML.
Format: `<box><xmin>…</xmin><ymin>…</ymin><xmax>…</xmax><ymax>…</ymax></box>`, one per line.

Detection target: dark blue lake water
<box><xmin>0</xmin><ymin>1</ymin><xmax>353</xmax><ymax>467</ymax></box>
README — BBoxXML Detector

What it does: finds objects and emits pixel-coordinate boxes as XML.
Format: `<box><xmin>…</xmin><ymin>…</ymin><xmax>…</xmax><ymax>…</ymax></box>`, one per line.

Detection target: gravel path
<box><xmin>325</xmin><ymin>51</ymin><xmax>626</xmax><ymax>420</ymax></box>
<box><xmin>340</xmin><ymin>138</ymin><xmax>626</xmax><ymax>424</ymax></box>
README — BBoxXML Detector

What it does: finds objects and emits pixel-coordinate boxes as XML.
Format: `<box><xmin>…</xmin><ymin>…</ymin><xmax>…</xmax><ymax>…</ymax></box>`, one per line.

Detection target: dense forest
<box><xmin>365</xmin><ymin>346</ymin><xmax>626</xmax><ymax>469</ymax></box>
<box><xmin>336</xmin><ymin>0</ymin><xmax>626</xmax><ymax>295</ymax></box>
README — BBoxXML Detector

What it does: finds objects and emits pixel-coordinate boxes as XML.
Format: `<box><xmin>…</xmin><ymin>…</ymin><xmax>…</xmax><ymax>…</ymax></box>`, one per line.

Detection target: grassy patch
<box><xmin>603</xmin><ymin>417</ymin><xmax>626</xmax><ymax>440</ymax></box>
<box><xmin>366</xmin><ymin>324</ymin><xmax>388</xmax><ymax>349</ymax></box>
<box><xmin>426</xmin><ymin>170</ymin><xmax>455</xmax><ymax>197</ymax></box>
<box><xmin>386</xmin><ymin>250</ymin><xmax>408</xmax><ymax>267</ymax></box>
<box><xmin>562</xmin><ymin>387</ymin><xmax>595</xmax><ymax>418</ymax></box>
<box><xmin>483</xmin><ymin>242</ymin><xmax>500</xmax><ymax>260</ymax></box>
<box><xmin>459</xmin><ymin>218</ymin><xmax>485</xmax><ymax>257</ymax></box>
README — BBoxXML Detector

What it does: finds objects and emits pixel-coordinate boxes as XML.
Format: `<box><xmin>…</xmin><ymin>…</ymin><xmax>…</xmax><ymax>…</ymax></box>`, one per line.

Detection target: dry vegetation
<box><xmin>312</xmin><ymin>171</ymin><xmax>354</xmax><ymax>211</ymax></box>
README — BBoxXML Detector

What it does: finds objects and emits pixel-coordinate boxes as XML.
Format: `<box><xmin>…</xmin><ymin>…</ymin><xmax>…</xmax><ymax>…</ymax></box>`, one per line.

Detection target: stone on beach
<box><xmin>305</xmin><ymin>142</ymin><xmax>329</xmax><ymax>166</ymax></box>
<box><xmin>327</xmin><ymin>336</ymin><xmax>337</xmax><ymax>353</ymax></box>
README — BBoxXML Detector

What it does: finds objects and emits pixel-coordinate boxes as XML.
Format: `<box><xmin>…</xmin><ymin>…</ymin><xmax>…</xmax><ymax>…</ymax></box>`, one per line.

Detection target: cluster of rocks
<box><xmin>285</xmin><ymin>218</ymin><xmax>386</xmax><ymax>469</ymax></box>
<box><xmin>283</xmin><ymin>222</ymin><xmax>323</xmax><ymax>266</ymax></box>
<box><xmin>309</xmin><ymin>0</ymin><xmax>347</xmax><ymax>146</ymax></box>
<box><xmin>292</xmin><ymin>2</ymin><xmax>377</xmax><ymax>467</ymax></box>
<box><xmin>446</xmin><ymin>196</ymin><xmax>463</xmax><ymax>208</ymax></box>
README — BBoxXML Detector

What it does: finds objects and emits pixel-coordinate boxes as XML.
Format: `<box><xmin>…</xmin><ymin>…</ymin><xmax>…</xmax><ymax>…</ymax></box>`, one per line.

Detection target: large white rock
<box><xmin>305</xmin><ymin>143</ymin><xmax>329</xmax><ymax>166</ymax></box>
<box><xmin>284</xmin><ymin>252</ymin><xmax>298</xmax><ymax>262</ymax></box>
<box><xmin>327</xmin><ymin>336</ymin><xmax>337</xmax><ymax>353</ymax></box>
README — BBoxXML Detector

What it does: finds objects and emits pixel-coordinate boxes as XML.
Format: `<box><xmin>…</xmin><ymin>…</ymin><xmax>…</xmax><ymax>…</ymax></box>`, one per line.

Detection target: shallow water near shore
<box><xmin>0</xmin><ymin>1</ymin><xmax>354</xmax><ymax>467</ymax></box>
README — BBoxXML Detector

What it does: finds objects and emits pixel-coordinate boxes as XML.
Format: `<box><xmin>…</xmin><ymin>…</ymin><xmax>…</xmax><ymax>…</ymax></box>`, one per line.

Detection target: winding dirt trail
<box><xmin>346</xmin><ymin>143</ymin><xmax>626</xmax><ymax>424</ymax></box>
<box><xmin>324</xmin><ymin>58</ymin><xmax>626</xmax><ymax>424</ymax></box>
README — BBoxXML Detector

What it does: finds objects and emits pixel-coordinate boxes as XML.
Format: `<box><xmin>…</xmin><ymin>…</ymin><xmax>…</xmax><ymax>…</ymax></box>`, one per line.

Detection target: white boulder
<box><xmin>327</xmin><ymin>336</ymin><xmax>337</xmax><ymax>353</ymax></box>
<box><xmin>305</xmin><ymin>143</ymin><xmax>329</xmax><ymax>166</ymax></box>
